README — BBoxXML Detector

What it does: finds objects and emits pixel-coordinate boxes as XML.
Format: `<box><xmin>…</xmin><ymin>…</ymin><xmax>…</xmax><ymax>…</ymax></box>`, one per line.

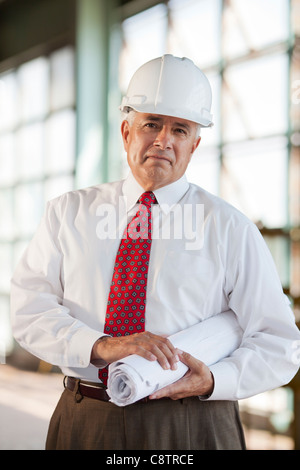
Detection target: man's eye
<box><xmin>175</xmin><ymin>128</ymin><xmax>187</xmax><ymax>135</ymax></box>
<box><xmin>145</xmin><ymin>122</ymin><xmax>157</xmax><ymax>128</ymax></box>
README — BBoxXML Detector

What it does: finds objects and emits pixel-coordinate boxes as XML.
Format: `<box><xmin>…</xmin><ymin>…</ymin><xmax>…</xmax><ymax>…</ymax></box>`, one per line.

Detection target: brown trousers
<box><xmin>46</xmin><ymin>382</ymin><xmax>246</xmax><ymax>450</ymax></box>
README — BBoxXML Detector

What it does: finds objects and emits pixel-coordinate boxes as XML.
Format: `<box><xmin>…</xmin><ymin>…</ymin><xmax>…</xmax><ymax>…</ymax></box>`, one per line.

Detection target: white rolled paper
<box><xmin>106</xmin><ymin>310</ymin><xmax>242</xmax><ymax>406</ymax></box>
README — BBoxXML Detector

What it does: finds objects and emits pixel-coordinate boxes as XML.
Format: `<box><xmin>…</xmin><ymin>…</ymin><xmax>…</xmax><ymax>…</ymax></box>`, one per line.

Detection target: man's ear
<box><xmin>121</xmin><ymin>120</ymin><xmax>130</xmax><ymax>151</ymax></box>
<box><xmin>191</xmin><ymin>136</ymin><xmax>201</xmax><ymax>154</ymax></box>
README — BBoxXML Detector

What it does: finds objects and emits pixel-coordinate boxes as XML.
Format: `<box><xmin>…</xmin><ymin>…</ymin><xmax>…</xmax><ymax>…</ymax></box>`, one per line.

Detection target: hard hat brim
<box><xmin>120</xmin><ymin>101</ymin><xmax>213</xmax><ymax>128</ymax></box>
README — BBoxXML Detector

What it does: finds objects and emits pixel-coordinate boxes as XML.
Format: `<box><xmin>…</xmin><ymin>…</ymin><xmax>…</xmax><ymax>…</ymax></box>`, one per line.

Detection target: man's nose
<box><xmin>154</xmin><ymin>127</ymin><xmax>173</xmax><ymax>149</ymax></box>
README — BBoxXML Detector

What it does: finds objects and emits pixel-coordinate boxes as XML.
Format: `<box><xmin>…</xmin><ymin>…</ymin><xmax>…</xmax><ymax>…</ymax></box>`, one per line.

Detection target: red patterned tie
<box><xmin>98</xmin><ymin>191</ymin><xmax>156</xmax><ymax>385</ymax></box>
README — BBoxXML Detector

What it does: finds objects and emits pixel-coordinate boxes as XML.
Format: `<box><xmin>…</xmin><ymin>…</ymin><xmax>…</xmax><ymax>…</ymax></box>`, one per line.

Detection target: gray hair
<box><xmin>121</xmin><ymin>107</ymin><xmax>201</xmax><ymax>137</ymax></box>
<box><xmin>121</xmin><ymin>107</ymin><xmax>137</xmax><ymax>126</ymax></box>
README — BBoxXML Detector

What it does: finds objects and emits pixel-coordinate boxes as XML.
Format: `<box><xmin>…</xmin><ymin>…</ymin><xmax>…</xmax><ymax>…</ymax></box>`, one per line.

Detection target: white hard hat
<box><xmin>120</xmin><ymin>54</ymin><xmax>213</xmax><ymax>127</ymax></box>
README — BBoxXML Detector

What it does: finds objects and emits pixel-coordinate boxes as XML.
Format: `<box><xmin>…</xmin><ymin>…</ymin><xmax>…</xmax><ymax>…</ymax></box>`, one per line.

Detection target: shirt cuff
<box><xmin>66</xmin><ymin>328</ymin><xmax>105</xmax><ymax>368</ymax></box>
<box><xmin>206</xmin><ymin>360</ymin><xmax>239</xmax><ymax>401</ymax></box>
<box><xmin>198</xmin><ymin>371</ymin><xmax>215</xmax><ymax>400</ymax></box>
<box><xmin>90</xmin><ymin>335</ymin><xmax>112</xmax><ymax>368</ymax></box>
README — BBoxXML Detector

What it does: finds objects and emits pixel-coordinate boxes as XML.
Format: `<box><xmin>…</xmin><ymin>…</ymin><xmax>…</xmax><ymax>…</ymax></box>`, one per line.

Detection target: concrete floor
<box><xmin>0</xmin><ymin>365</ymin><xmax>63</xmax><ymax>450</ymax></box>
<box><xmin>0</xmin><ymin>364</ymin><xmax>295</xmax><ymax>450</ymax></box>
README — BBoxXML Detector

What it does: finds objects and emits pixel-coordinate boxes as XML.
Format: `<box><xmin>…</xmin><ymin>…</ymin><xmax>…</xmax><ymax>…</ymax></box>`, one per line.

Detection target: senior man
<box><xmin>11</xmin><ymin>55</ymin><xmax>300</xmax><ymax>450</ymax></box>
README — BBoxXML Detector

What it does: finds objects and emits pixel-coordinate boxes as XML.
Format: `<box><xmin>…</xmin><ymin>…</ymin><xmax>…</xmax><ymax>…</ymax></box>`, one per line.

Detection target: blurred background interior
<box><xmin>0</xmin><ymin>0</ymin><xmax>299</xmax><ymax>450</ymax></box>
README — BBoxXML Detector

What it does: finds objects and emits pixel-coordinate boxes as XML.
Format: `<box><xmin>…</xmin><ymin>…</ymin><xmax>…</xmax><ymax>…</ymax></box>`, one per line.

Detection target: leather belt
<box><xmin>65</xmin><ymin>376</ymin><xmax>111</xmax><ymax>401</ymax></box>
<box><xmin>65</xmin><ymin>376</ymin><xmax>154</xmax><ymax>403</ymax></box>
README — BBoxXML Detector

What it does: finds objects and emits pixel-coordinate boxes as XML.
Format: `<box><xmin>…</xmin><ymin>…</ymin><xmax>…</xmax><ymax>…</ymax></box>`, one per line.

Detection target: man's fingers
<box><xmin>149</xmin><ymin>382</ymin><xmax>181</xmax><ymax>400</ymax></box>
<box><xmin>138</xmin><ymin>333</ymin><xmax>179</xmax><ymax>370</ymax></box>
<box><xmin>97</xmin><ymin>331</ymin><xmax>180</xmax><ymax>370</ymax></box>
<box><xmin>178</xmin><ymin>351</ymin><xmax>204</xmax><ymax>370</ymax></box>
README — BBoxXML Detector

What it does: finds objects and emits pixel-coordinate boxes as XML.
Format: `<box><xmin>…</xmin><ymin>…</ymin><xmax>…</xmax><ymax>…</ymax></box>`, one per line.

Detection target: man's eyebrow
<box><xmin>174</xmin><ymin>121</ymin><xmax>191</xmax><ymax>131</ymax></box>
<box><xmin>144</xmin><ymin>115</ymin><xmax>163</xmax><ymax>122</ymax></box>
<box><xmin>144</xmin><ymin>115</ymin><xmax>192</xmax><ymax>131</ymax></box>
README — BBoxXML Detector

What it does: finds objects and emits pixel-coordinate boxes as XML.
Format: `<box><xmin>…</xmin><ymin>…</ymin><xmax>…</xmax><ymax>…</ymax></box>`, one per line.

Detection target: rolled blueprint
<box><xmin>106</xmin><ymin>310</ymin><xmax>242</xmax><ymax>406</ymax></box>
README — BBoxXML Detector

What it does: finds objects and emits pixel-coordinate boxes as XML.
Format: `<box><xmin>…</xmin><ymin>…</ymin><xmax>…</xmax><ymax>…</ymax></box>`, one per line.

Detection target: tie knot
<box><xmin>139</xmin><ymin>192</ymin><xmax>156</xmax><ymax>208</ymax></box>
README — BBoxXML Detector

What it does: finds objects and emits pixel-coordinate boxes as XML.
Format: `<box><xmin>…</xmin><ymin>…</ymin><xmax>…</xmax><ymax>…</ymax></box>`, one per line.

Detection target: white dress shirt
<box><xmin>11</xmin><ymin>172</ymin><xmax>300</xmax><ymax>400</ymax></box>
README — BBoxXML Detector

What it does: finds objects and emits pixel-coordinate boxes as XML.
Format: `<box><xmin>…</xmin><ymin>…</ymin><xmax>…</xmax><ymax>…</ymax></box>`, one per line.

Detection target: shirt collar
<box><xmin>122</xmin><ymin>171</ymin><xmax>190</xmax><ymax>215</ymax></box>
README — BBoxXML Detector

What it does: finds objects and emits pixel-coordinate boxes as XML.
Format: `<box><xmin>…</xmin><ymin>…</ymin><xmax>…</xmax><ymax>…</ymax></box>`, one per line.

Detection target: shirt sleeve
<box><xmin>209</xmin><ymin>222</ymin><xmax>300</xmax><ymax>401</ymax></box>
<box><xmin>10</xmin><ymin>199</ymin><xmax>102</xmax><ymax>369</ymax></box>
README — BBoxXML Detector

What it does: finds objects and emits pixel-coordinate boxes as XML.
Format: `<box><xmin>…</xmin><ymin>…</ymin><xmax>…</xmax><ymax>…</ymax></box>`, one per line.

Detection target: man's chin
<box><xmin>137</xmin><ymin>166</ymin><xmax>174</xmax><ymax>190</ymax></box>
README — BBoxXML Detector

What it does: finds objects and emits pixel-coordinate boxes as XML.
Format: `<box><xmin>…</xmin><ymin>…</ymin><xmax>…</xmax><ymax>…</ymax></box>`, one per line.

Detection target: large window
<box><xmin>0</xmin><ymin>46</ymin><xmax>75</xmax><ymax>356</ymax></box>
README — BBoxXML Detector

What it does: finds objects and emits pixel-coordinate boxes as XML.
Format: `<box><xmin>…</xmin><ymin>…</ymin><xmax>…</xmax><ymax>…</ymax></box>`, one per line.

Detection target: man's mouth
<box><xmin>145</xmin><ymin>154</ymin><xmax>172</xmax><ymax>164</ymax></box>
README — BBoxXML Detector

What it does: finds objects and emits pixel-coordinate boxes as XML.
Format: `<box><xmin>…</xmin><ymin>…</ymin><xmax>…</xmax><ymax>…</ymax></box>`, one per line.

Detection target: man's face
<box><xmin>121</xmin><ymin>113</ymin><xmax>201</xmax><ymax>191</ymax></box>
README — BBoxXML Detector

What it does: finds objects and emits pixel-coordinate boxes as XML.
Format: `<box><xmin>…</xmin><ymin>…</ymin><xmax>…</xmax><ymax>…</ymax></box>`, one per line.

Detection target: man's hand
<box><xmin>91</xmin><ymin>331</ymin><xmax>180</xmax><ymax>371</ymax></box>
<box><xmin>149</xmin><ymin>351</ymin><xmax>214</xmax><ymax>400</ymax></box>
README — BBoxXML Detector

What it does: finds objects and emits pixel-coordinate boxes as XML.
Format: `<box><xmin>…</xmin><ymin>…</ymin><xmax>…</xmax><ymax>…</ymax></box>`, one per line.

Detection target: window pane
<box><xmin>0</xmin><ymin>189</ymin><xmax>14</xmax><ymax>239</ymax></box>
<box><xmin>221</xmin><ymin>137</ymin><xmax>288</xmax><ymax>227</ymax></box>
<box><xmin>168</xmin><ymin>0</ymin><xmax>222</xmax><ymax>68</ymax></box>
<box><xmin>186</xmin><ymin>147</ymin><xmax>220</xmax><ymax>196</ymax></box>
<box><xmin>0</xmin><ymin>71</ymin><xmax>18</xmax><ymax>132</ymax></box>
<box><xmin>222</xmin><ymin>2</ymin><xmax>249</xmax><ymax>59</ymax></box>
<box><xmin>223</xmin><ymin>0</ymin><xmax>289</xmax><ymax>59</ymax></box>
<box><xmin>289</xmin><ymin>147</ymin><xmax>300</xmax><ymax>226</ymax></box>
<box><xmin>15</xmin><ymin>183</ymin><xmax>44</xmax><ymax>237</ymax></box>
<box><xmin>50</xmin><ymin>46</ymin><xmax>75</xmax><ymax>111</ymax></box>
<box><xmin>0</xmin><ymin>244</ymin><xmax>12</xmax><ymax>292</ymax></box>
<box><xmin>16</xmin><ymin>122</ymin><xmax>45</xmax><ymax>181</ymax></box>
<box><xmin>264</xmin><ymin>235</ymin><xmax>290</xmax><ymax>287</ymax></box>
<box><xmin>18</xmin><ymin>57</ymin><xmax>49</xmax><ymax>122</ymax></box>
<box><xmin>45</xmin><ymin>109</ymin><xmax>76</xmax><ymax>175</ymax></box>
<box><xmin>201</xmin><ymin>72</ymin><xmax>221</xmax><ymax>148</ymax></box>
<box><xmin>45</xmin><ymin>175</ymin><xmax>74</xmax><ymax>202</ymax></box>
<box><xmin>292</xmin><ymin>0</ymin><xmax>300</xmax><ymax>36</ymax></box>
<box><xmin>223</xmin><ymin>54</ymin><xmax>288</xmax><ymax>141</ymax></box>
<box><xmin>291</xmin><ymin>40</ymin><xmax>300</xmax><ymax>131</ymax></box>
<box><xmin>119</xmin><ymin>4</ymin><xmax>168</xmax><ymax>92</ymax></box>
<box><xmin>0</xmin><ymin>134</ymin><xmax>15</xmax><ymax>186</ymax></box>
